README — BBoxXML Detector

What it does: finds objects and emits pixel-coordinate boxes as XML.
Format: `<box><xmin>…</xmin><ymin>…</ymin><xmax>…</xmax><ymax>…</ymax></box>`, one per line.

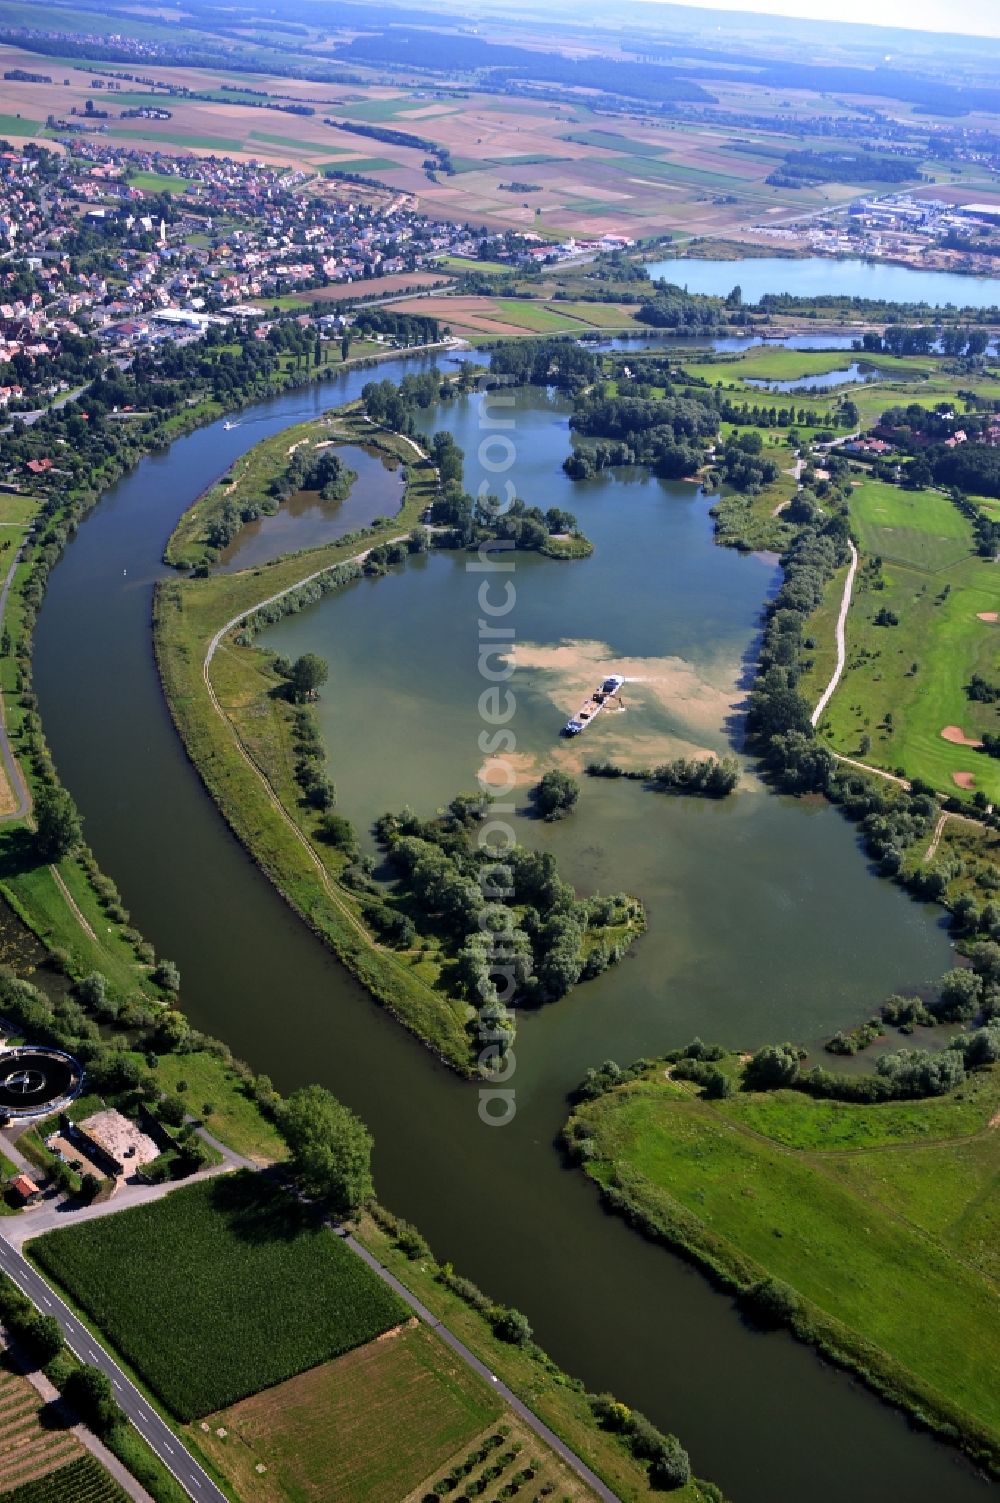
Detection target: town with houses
<box><xmin>0</xmin><ymin>135</ymin><xmax>631</xmax><ymax>414</ymax></box>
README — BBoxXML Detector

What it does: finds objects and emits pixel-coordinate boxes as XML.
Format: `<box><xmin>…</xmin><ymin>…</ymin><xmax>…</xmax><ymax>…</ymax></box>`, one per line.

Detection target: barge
<box><xmin>562</xmin><ymin>675</ymin><xmax>625</xmax><ymax>736</ymax></box>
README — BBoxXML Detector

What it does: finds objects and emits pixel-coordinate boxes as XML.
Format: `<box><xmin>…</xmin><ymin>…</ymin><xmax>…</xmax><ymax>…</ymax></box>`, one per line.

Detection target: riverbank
<box><xmin>563</xmin><ymin>1054</ymin><xmax>1000</xmax><ymax>1473</ymax></box>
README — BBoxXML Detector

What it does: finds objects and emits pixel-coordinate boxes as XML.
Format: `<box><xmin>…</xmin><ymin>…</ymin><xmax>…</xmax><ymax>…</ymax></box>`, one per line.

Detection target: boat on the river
<box><xmin>562</xmin><ymin>674</ymin><xmax>625</xmax><ymax>735</ymax></box>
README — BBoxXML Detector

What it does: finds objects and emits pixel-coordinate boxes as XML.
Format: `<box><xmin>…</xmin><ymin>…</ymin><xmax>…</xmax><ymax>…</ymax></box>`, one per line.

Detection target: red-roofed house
<box><xmin>9</xmin><ymin>1173</ymin><xmax>41</xmax><ymax>1205</ymax></box>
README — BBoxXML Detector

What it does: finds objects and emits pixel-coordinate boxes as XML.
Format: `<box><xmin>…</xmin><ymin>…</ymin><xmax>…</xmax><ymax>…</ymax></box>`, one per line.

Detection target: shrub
<box><xmin>490</xmin><ymin>1306</ymin><xmax>533</xmax><ymax>1346</ymax></box>
<box><xmin>744</xmin><ymin>1276</ymin><xmax>801</xmax><ymax>1328</ymax></box>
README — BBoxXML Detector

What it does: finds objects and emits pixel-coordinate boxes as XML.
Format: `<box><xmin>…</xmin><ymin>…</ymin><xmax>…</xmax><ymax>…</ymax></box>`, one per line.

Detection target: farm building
<box><xmin>74</xmin><ymin>1109</ymin><xmax>160</xmax><ymax>1177</ymax></box>
<box><xmin>8</xmin><ymin>1173</ymin><xmax>41</xmax><ymax>1206</ymax></box>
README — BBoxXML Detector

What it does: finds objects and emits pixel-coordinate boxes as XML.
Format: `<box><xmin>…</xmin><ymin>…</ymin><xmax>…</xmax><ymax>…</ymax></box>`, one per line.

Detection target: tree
<box><xmin>532</xmin><ymin>769</ymin><xmax>580</xmax><ymax>821</ymax></box>
<box><xmin>649</xmin><ymin>1435</ymin><xmax>691</xmax><ymax>1490</ymax></box>
<box><xmin>158</xmin><ymin>1092</ymin><xmax>186</xmax><ymax>1127</ymax></box>
<box><xmin>288</xmin><ymin>653</ymin><xmax>329</xmax><ymax>702</ymax></box>
<box><xmin>935</xmin><ymin>967</ymin><xmax>981</xmax><ymax>1022</ymax></box>
<box><xmin>34</xmin><ymin>785</ymin><xmax>82</xmax><ymax>863</ymax></box>
<box><xmin>64</xmin><ymin>1366</ymin><xmax>122</xmax><ymax>1435</ymax></box>
<box><xmin>743</xmin><ymin>1043</ymin><xmax>799</xmax><ymax>1091</ymax></box>
<box><xmin>745</xmin><ymin>1276</ymin><xmax>800</xmax><ymax>1327</ymax></box>
<box><xmin>22</xmin><ymin>1312</ymin><xmax>63</xmax><ymax>1366</ymax></box>
<box><xmin>280</xmin><ymin>1084</ymin><xmax>373</xmax><ymax>1215</ymax></box>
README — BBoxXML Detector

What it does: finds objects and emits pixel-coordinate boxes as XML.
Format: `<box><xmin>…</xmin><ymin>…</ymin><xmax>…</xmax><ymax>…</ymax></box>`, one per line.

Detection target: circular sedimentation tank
<box><xmin>0</xmin><ymin>1046</ymin><xmax>82</xmax><ymax>1117</ymax></box>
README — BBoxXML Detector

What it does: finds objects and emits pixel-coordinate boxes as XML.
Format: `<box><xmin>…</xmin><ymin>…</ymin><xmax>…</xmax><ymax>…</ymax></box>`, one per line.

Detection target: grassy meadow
<box><xmin>571</xmin><ymin>1061</ymin><xmax>1000</xmax><ymax>1462</ymax></box>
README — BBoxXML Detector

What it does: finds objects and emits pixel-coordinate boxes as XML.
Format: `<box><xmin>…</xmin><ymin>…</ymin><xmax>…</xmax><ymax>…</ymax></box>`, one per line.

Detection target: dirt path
<box><xmin>925</xmin><ymin>812</ymin><xmax>950</xmax><ymax>864</ymax></box>
<box><xmin>49</xmin><ymin>866</ymin><xmax>97</xmax><ymax>943</ymax></box>
<box><xmin>811</xmin><ymin>540</ymin><xmax>858</xmax><ymax>728</ymax></box>
<box><xmin>0</xmin><ymin>542</ymin><xmax>32</xmax><ymax>822</ymax></box>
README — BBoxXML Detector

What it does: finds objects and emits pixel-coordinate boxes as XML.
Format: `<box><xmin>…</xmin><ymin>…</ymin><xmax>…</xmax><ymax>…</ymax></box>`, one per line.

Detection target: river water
<box><xmin>646</xmin><ymin>255</ymin><xmax>1000</xmax><ymax>309</ymax></box>
<box><xmin>32</xmin><ymin>359</ymin><xmax>987</xmax><ymax>1501</ymax></box>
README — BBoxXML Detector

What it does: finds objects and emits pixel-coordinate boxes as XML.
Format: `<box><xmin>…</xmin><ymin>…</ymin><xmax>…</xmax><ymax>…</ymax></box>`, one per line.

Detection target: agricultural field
<box><xmin>192</xmin><ymin>1323</ymin><xmax>508</xmax><ymax>1503</ymax></box>
<box><xmin>569</xmin><ymin>1063</ymin><xmax>1000</xmax><ymax>1455</ymax></box>
<box><xmin>2</xmin><ymin>1455</ymin><xmax>128</xmax><ymax>1503</ymax></box>
<box><xmin>810</xmin><ymin>478</ymin><xmax>1000</xmax><ymax>801</ymax></box>
<box><xmin>0</xmin><ymin>44</ymin><xmax>907</xmax><ymax>240</ymax></box>
<box><xmin>29</xmin><ymin>1173</ymin><xmax>408</xmax><ymax>1421</ymax></box>
<box><xmin>386</xmin><ymin>294</ymin><xmax>639</xmax><ymax>340</ymax></box>
<box><xmin>0</xmin><ymin>1364</ymin><xmax>83</xmax><ymax>1495</ymax></box>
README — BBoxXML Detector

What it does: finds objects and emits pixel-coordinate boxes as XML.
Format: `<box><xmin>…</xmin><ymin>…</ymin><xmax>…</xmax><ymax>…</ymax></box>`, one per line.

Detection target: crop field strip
<box><xmin>191</xmin><ymin>1323</ymin><xmax>509</xmax><ymax>1503</ymax></box>
<box><xmin>0</xmin><ymin>1366</ymin><xmax>82</xmax><ymax>1494</ymax></box>
<box><xmin>2</xmin><ymin>1455</ymin><xmax>128</xmax><ymax>1503</ymax></box>
<box><xmin>29</xmin><ymin>1173</ymin><xmax>409</xmax><ymax>1421</ymax></box>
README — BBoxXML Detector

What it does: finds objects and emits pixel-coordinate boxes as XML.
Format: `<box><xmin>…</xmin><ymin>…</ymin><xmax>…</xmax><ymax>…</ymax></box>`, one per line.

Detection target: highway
<box><xmin>0</xmin><ymin>1231</ymin><xmax>226</xmax><ymax>1503</ymax></box>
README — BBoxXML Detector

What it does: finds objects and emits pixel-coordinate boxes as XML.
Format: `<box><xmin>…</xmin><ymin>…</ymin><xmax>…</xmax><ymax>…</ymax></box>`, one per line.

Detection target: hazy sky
<box><xmin>640</xmin><ymin>0</ymin><xmax>1000</xmax><ymax>38</ymax></box>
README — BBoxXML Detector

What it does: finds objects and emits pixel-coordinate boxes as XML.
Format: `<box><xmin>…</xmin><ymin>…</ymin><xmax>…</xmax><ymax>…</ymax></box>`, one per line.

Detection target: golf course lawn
<box><xmin>814</xmin><ymin>479</ymin><xmax>1000</xmax><ymax>802</ymax></box>
<box><xmin>683</xmin><ymin>348</ymin><xmax>936</xmax><ymax>387</ymax></box>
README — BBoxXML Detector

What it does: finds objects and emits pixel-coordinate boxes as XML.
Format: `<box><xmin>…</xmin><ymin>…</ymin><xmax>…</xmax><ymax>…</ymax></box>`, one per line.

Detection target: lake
<box><xmin>645</xmin><ymin>255</ymin><xmax>1000</xmax><ymax>308</ymax></box>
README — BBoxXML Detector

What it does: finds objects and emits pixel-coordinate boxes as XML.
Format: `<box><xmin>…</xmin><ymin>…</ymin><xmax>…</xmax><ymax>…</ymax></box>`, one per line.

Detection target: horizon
<box><xmin>630</xmin><ymin>0</ymin><xmax>1000</xmax><ymax>39</ymax></box>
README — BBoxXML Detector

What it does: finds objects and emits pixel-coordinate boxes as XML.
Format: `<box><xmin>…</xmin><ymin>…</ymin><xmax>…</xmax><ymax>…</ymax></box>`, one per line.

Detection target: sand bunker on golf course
<box><xmin>977</xmin><ymin>612</ymin><xmax>998</xmax><ymax>623</ymax></box>
<box><xmin>952</xmin><ymin>771</ymin><xmax>976</xmax><ymax>789</ymax></box>
<box><xmin>941</xmin><ymin>725</ymin><xmax>984</xmax><ymax>747</ymax></box>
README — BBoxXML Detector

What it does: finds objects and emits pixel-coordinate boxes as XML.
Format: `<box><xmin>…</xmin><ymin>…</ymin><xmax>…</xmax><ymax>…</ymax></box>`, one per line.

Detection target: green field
<box><xmin>107</xmin><ymin>126</ymin><xmax>244</xmax><ymax>152</ymax></box>
<box><xmin>813</xmin><ymin>479</ymin><xmax>1000</xmax><ymax>801</ymax></box>
<box><xmin>571</xmin><ymin>1064</ymin><xmax>1000</xmax><ymax>1460</ymax></box>
<box><xmin>193</xmin><ymin>1323</ymin><xmax>504</xmax><ymax>1503</ymax></box>
<box><xmin>127</xmin><ymin>170</ymin><xmax>195</xmax><ymax>196</ymax></box>
<box><xmin>153</xmin><ymin>1050</ymin><xmax>288</xmax><ymax>1164</ymax></box>
<box><xmin>434</xmin><ymin>255</ymin><xmax>512</xmax><ymax>276</ymax></box>
<box><xmin>0</xmin><ymin>114</ymin><xmax>41</xmax><ymax>138</ymax></box>
<box><xmin>30</xmin><ymin>1173</ymin><xmax>408</xmax><ymax>1421</ymax></box>
<box><xmin>849</xmin><ymin>478</ymin><xmax>973</xmax><ymax>570</ymax></box>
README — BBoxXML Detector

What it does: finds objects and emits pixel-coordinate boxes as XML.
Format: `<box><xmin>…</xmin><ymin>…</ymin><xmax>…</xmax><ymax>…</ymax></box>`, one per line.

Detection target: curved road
<box><xmin>811</xmin><ymin>539</ymin><xmax>858</xmax><ymax>728</ymax></box>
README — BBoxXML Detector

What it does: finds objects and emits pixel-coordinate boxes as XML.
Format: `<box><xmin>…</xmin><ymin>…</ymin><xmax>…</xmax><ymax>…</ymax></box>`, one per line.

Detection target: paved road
<box><xmin>1</xmin><ymin>1138</ymin><xmax>246</xmax><ymax>1249</ymax></box>
<box><xmin>0</xmin><ymin>539</ymin><xmax>31</xmax><ymax>821</ymax></box>
<box><xmin>0</xmin><ymin>1233</ymin><xmax>226</xmax><ymax>1503</ymax></box>
<box><xmin>342</xmin><ymin>1231</ymin><xmax>620</xmax><ymax>1503</ymax></box>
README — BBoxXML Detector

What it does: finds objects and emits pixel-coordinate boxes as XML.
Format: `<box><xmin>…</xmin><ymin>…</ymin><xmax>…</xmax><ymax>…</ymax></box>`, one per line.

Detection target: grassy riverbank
<box><xmin>565</xmin><ymin>1057</ymin><xmax>1000</xmax><ymax>1471</ymax></box>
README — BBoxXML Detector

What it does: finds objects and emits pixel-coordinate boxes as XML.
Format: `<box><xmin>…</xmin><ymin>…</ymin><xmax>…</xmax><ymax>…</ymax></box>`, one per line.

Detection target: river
<box><xmin>32</xmin><ymin>358</ymin><xmax>987</xmax><ymax>1502</ymax></box>
<box><xmin>646</xmin><ymin>255</ymin><xmax>1000</xmax><ymax>308</ymax></box>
